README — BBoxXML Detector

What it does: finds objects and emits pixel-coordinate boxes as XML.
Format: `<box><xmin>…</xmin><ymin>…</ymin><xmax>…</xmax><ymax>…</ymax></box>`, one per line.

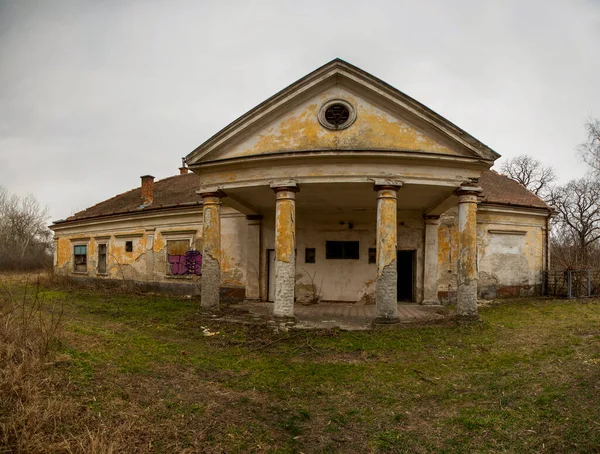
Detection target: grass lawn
<box><xmin>2</xmin><ymin>280</ymin><xmax>600</xmax><ymax>453</ymax></box>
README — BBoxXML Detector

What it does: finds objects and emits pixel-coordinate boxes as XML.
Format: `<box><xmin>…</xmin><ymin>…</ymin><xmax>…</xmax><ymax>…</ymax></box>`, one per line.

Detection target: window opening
<box><xmin>167</xmin><ymin>239</ymin><xmax>202</xmax><ymax>276</ymax></box>
<box><xmin>73</xmin><ymin>245</ymin><xmax>87</xmax><ymax>272</ymax></box>
<box><xmin>325</xmin><ymin>104</ymin><xmax>350</xmax><ymax>126</ymax></box>
<box><xmin>98</xmin><ymin>244</ymin><xmax>107</xmax><ymax>274</ymax></box>
<box><xmin>368</xmin><ymin>247</ymin><xmax>376</xmax><ymax>264</ymax></box>
<box><xmin>305</xmin><ymin>248</ymin><xmax>316</xmax><ymax>264</ymax></box>
<box><xmin>326</xmin><ymin>241</ymin><xmax>359</xmax><ymax>260</ymax></box>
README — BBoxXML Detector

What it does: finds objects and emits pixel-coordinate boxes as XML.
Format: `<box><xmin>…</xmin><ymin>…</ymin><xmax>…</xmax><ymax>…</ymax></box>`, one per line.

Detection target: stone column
<box><xmin>456</xmin><ymin>185</ymin><xmax>482</xmax><ymax>319</ymax></box>
<box><xmin>200</xmin><ymin>191</ymin><xmax>225</xmax><ymax>310</ymax></box>
<box><xmin>423</xmin><ymin>216</ymin><xmax>441</xmax><ymax>305</ymax></box>
<box><xmin>375</xmin><ymin>184</ymin><xmax>401</xmax><ymax>323</ymax></box>
<box><xmin>245</xmin><ymin>215</ymin><xmax>262</xmax><ymax>301</ymax></box>
<box><xmin>271</xmin><ymin>183</ymin><xmax>298</xmax><ymax>319</ymax></box>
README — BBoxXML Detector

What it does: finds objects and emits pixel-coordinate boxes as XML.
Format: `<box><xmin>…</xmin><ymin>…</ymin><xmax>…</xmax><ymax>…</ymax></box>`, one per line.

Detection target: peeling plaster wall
<box><xmin>476</xmin><ymin>207</ymin><xmax>546</xmax><ymax>299</ymax></box>
<box><xmin>437</xmin><ymin>205</ymin><xmax>547</xmax><ymax>302</ymax></box>
<box><xmin>261</xmin><ymin>209</ymin><xmax>424</xmax><ymax>303</ymax></box>
<box><xmin>217</xmin><ymin>87</ymin><xmax>463</xmax><ymax>160</ymax></box>
<box><xmin>52</xmin><ymin>201</ymin><xmax>547</xmax><ymax>303</ymax></box>
<box><xmin>52</xmin><ymin>207</ymin><xmax>246</xmax><ymax>291</ymax></box>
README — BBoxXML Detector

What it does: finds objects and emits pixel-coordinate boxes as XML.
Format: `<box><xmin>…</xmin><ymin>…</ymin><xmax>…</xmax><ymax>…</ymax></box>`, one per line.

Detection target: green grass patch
<box><xmin>9</xmin><ymin>283</ymin><xmax>600</xmax><ymax>452</ymax></box>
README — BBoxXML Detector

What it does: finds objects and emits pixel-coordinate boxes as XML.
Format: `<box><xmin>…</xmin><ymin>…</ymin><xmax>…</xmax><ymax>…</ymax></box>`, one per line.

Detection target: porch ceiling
<box><xmin>222</xmin><ymin>182</ymin><xmax>457</xmax><ymax>215</ymax></box>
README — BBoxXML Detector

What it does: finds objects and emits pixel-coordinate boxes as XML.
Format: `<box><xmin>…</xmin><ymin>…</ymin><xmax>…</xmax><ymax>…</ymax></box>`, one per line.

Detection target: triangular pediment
<box><xmin>186</xmin><ymin>59</ymin><xmax>499</xmax><ymax>165</ymax></box>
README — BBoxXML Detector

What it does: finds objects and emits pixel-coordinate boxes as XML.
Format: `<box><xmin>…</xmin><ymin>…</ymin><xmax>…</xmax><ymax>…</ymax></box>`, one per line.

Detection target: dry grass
<box><xmin>1</xmin><ymin>275</ymin><xmax>600</xmax><ymax>452</ymax></box>
<box><xmin>0</xmin><ymin>276</ymin><xmax>117</xmax><ymax>453</ymax></box>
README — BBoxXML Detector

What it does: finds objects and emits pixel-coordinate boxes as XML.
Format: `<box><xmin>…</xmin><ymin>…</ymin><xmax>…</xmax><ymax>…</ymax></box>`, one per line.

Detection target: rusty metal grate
<box><xmin>325</xmin><ymin>104</ymin><xmax>350</xmax><ymax>126</ymax></box>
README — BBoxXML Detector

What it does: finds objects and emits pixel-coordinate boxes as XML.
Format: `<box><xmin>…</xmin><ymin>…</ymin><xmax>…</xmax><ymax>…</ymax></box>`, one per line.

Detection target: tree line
<box><xmin>500</xmin><ymin>119</ymin><xmax>600</xmax><ymax>270</ymax></box>
<box><xmin>0</xmin><ymin>187</ymin><xmax>52</xmax><ymax>271</ymax></box>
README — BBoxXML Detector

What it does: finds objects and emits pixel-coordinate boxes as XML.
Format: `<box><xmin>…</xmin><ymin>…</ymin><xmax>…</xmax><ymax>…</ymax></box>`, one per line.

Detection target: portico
<box><xmin>187</xmin><ymin>59</ymin><xmax>497</xmax><ymax>321</ymax></box>
<box><xmin>196</xmin><ymin>177</ymin><xmax>482</xmax><ymax>321</ymax></box>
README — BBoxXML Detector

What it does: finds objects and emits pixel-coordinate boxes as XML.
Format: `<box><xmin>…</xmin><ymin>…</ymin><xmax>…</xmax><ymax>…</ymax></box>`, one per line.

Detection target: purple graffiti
<box><xmin>168</xmin><ymin>250</ymin><xmax>202</xmax><ymax>276</ymax></box>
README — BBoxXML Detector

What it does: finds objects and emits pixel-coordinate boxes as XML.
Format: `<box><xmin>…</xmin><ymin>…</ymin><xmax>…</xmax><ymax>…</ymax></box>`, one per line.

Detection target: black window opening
<box><xmin>125</xmin><ymin>240</ymin><xmax>133</xmax><ymax>252</ymax></box>
<box><xmin>368</xmin><ymin>248</ymin><xmax>376</xmax><ymax>264</ymax></box>
<box><xmin>305</xmin><ymin>247</ymin><xmax>316</xmax><ymax>264</ymax></box>
<box><xmin>326</xmin><ymin>241</ymin><xmax>359</xmax><ymax>260</ymax></box>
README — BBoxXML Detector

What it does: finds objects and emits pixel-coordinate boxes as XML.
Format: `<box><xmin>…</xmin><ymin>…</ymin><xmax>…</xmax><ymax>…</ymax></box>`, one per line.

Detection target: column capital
<box><xmin>455</xmin><ymin>185</ymin><xmax>482</xmax><ymax>199</ymax></box>
<box><xmin>374</xmin><ymin>185</ymin><xmax>402</xmax><ymax>193</ymax></box>
<box><xmin>272</xmin><ymin>186</ymin><xmax>299</xmax><ymax>194</ymax></box>
<box><xmin>270</xmin><ymin>180</ymin><xmax>298</xmax><ymax>193</ymax></box>
<box><xmin>424</xmin><ymin>215</ymin><xmax>441</xmax><ymax>225</ymax></box>
<box><xmin>373</xmin><ymin>179</ymin><xmax>403</xmax><ymax>192</ymax></box>
<box><xmin>198</xmin><ymin>189</ymin><xmax>227</xmax><ymax>199</ymax></box>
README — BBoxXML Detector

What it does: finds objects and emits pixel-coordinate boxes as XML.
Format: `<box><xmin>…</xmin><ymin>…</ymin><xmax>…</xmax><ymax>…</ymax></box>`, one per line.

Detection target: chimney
<box><xmin>140</xmin><ymin>175</ymin><xmax>155</xmax><ymax>206</ymax></box>
<box><xmin>179</xmin><ymin>157</ymin><xmax>189</xmax><ymax>174</ymax></box>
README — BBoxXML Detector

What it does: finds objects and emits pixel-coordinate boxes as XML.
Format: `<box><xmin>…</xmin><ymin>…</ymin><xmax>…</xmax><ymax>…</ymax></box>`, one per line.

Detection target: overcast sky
<box><xmin>1</xmin><ymin>0</ymin><xmax>599</xmax><ymax>222</ymax></box>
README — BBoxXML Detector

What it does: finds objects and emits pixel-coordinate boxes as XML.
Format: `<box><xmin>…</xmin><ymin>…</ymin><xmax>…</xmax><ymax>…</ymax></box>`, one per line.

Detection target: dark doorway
<box><xmin>397</xmin><ymin>250</ymin><xmax>415</xmax><ymax>302</ymax></box>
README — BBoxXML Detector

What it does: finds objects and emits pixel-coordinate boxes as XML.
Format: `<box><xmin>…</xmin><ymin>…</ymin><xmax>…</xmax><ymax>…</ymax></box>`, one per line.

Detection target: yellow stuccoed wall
<box><xmin>220</xmin><ymin>89</ymin><xmax>462</xmax><ymax>160</ymax></box>
<box><xmin>53</xmin><ymin>208</ymin><xmax>246</xmax><ymax>289</ymax></box>
<box><xmin>54</xmin><ymin>204</ymin><xmax>547</xmax><ymax>301</ymax></box>
<box><xmin>437</xmin><ymin>206</ymin><xmax>547</xmax><ymax>301</ymax></box>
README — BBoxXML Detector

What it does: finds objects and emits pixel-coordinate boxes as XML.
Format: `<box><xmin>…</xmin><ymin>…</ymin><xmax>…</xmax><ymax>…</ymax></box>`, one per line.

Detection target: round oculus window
<box><xmin>318</xmin><ymin>99</ymin><xmax>356</xmax><ymax>130</ymax></box>
<box><xmin>325</xmin><ymin>104</ymin><xmax>350</xmax><ymax>126</ymax></box>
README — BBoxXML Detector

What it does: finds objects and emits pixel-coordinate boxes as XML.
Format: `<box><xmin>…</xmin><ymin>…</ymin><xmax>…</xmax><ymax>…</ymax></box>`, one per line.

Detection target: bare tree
<box><xmin>0</xmin><ymin>186</ymin><xmax>53</xmax><ymax>270</ymax></box>
<box><xmin>500</xmin><ymin>154</ymin><xmax>556</xmax><ymax>198</ymax></box>
<box><xmin>579</xmin><ymin>118</ymin><xmax>600</xmax><ymax>174</ymax></box>
<box><xmin>549</xmin><ymin>178</ymin><xmax>600</xmax><ymax>268</ymax></box>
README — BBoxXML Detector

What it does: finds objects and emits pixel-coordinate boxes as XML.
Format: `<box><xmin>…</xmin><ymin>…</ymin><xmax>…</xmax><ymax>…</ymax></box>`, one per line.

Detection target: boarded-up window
<box><xmin>166</xmin><ymin>239</ymin><xmax>202</xmax><ymax>276</ymax></box>
<box><xmin>97</xmin><ymin>244</ymin><xmax>107</xmax><ymax>274</ymax></box>
<box><xmin>167</xmin><ymin>240</ymin><xmax>190</xmax><ymax>256</ymax></box>
<box><xmin>73</xmin><ymin>245</ymin><xmax>87</xmax><ymax>272</ymax></box>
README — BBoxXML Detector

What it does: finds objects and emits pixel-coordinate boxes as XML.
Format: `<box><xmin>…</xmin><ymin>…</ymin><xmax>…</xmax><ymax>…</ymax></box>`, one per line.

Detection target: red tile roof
<box><xmin>62</xmin><ymin>173</ymin><xmax>203</xmax><ymax>222</ymax></box>
<box><xmin>478</xmin><ymin>170</ymin><xmax>549</xmax><ymax>209</ymax></box>
<box><xmin>55</xmin><ymin>169</ymin><xmax>549</xmax><ymax>225</ymax></box>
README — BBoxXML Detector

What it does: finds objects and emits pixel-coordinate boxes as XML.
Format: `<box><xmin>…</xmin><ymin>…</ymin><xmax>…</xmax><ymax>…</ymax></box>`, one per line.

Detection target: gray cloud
<box><xmin>1</xmin><ymin>0</ymin><xmax>599</xmax><ymax>221</ymax></box>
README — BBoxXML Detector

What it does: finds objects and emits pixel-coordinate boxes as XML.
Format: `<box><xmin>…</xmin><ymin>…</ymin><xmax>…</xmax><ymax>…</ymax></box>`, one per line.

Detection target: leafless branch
<box><xmin>499</xmin><ymin>154</ymin><xmax>556</xmax><ymax>200</ymax></box>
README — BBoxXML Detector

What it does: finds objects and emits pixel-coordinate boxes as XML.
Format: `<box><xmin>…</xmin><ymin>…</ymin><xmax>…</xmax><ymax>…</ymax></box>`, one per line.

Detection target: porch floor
<box><xmin>229</xmin><ymin>301</ymin><xmax>449</xmax><ymax>330</ymax></box>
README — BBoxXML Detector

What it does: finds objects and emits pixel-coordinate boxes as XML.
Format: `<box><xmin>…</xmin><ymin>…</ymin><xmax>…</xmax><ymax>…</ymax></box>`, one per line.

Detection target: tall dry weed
<box><xmin>0</xmin><ymin>276</ymin><xmax>67</xmax><ymax>452</ymax></box>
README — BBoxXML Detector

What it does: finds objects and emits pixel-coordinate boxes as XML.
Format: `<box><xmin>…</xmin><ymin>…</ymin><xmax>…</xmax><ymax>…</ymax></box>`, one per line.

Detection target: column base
<box><xmin>271</xmin><ymin>315</ymin><xmax>297</xmax><ymax>325</ymax></box>
<box><xmin>373</xmin><ymin>316</ymin><xmax>400</xmax><ymax>325</ymax></box>
<box><xmin>456</xmin><ymin>313</ymin><xmax>481</xmax><ymax>322</ymax></box>
<box><xmin>421</xmin><ymin>299</ymin><xmax>441</xmax><ymax>306</ymax></box>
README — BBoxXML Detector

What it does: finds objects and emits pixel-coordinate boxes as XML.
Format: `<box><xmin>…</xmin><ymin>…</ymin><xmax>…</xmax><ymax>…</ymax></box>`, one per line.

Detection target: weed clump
<box><xmin>0</xmin><ymin>277</ymin><xmax>72</xmax><ymax>452</ymax></box>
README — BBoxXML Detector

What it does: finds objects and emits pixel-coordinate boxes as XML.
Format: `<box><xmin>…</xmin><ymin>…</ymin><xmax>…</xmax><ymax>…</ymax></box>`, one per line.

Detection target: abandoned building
<box><xmin>51</xmin><ymin>59</ymin><xmax>552</xmax><ymax>321</ymax></box>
